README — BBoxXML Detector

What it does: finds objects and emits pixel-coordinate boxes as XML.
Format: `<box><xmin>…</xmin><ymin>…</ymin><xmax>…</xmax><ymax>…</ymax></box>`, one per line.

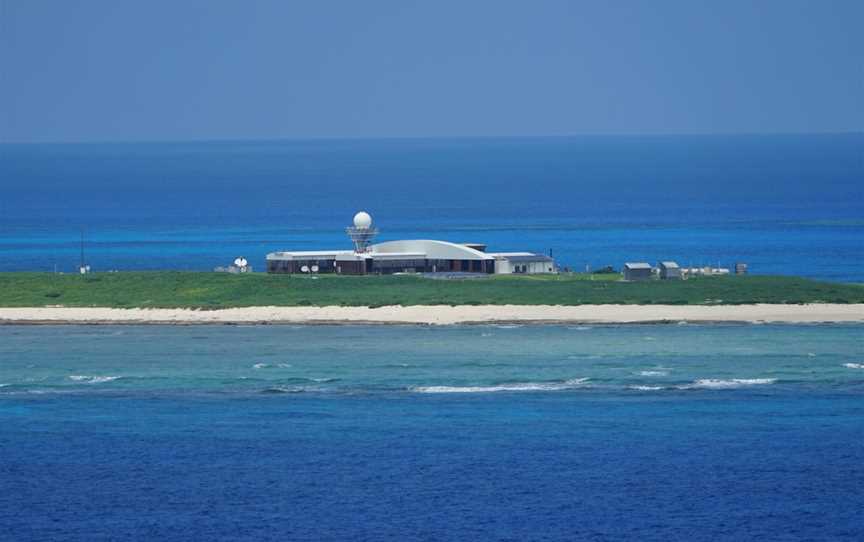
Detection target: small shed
<box><xmin>658</xmin><ymin>261</ymin><xmax>681</xmax><ymax>280</ymax></box>
<box><xmin>491</xmin><ymin>253</ymin><xmax>557</xmax><ymax>274</ymax></box>
<box><xmin>623</xmin><ymin>262</ymin><xmax>653</xmax><ymax>281</ymax></box>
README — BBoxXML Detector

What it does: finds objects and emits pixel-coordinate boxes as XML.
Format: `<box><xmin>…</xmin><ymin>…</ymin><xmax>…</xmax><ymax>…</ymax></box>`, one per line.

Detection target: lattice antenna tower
<box><xmin>346</xmin><ymin>211</ymin><xmax>378</xmax><ymax>253</ymax></box>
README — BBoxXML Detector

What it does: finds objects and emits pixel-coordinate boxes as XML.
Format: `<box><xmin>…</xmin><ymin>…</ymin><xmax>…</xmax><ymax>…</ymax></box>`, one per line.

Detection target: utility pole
<box><xmin>79</xmin><ymin>230</ymin><xmax>89</xmax><ymax>274</ymax></box>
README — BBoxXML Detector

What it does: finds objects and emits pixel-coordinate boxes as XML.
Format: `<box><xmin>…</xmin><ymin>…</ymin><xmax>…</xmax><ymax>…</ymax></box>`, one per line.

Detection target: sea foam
<box><xmin>636</xmin><ymin>370</ymin><xmax>668</xmax><ymax>377</ymax></box>
<box><xmin>68</xmin><ymin>375</ymin><xmax>120</xmax><ymax>384</ymax></box>
<box><xmin>681</xmin><ymin>378</ymin><xmax>777</xmax><ymax>389</ymax></box>
<box><xmin>843</xmin><ymin>363</ymin><xmax>864</xmax><ymax>369</ymax></box>
<box><xmin>252</xmin><ymin>363</ymin><xmax>292</xmax><ymax>369</ymax></box>
<box><xmin>413</xmin><ymin>378</ymin><xmax>589</xmax><ymax>393</ymax></box>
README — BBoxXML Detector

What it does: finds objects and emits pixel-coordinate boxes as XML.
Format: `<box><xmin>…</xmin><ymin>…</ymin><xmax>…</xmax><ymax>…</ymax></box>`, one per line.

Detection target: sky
<box><xmin>1</xmin><ymin>0</ymin><xmax>862</xmax><ymax>143</ymax></box>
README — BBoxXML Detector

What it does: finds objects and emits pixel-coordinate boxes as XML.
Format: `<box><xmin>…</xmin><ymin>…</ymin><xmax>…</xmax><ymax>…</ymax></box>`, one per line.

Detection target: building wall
<box><xmin>624</xmin><ymin>268</ymin><xmax>653</xmax><ymax>281</ymax></box>
<box><xmin>528</xmin><ymin>261</ymin><xmax>555</xmax><ymax>274</ymax></box>
<box><xmin>268</xmin><ymin>257</ymin><xmax>495</xmax><ymax>275</ymax></box>
<box><xmin>495</xmin><ymin>259</ymin><xmax>555</xmax><ymax>274</ymax></box>
<box><xmin>267</xmin><ymin>258</ymin><xmax>339</xmax><ymax>274</ymax></box>
<box><xmin>660</xmin><ymin>268</ymin><xmax>681</xmax><ymax>279</ymax></box>
<box><xmin>335</xmin><ymin>260</ymin><xmax>367</xmax><ymax>275</ymax></box>
<box><xmin>267</xmin><ymin>260</ymin><xmax>294</xmax><ymax>274</ymax></box>
<box><xmin>371</xmin><ymin>258</ymin><xmax>428</xmax><ymax>274</ymax></box>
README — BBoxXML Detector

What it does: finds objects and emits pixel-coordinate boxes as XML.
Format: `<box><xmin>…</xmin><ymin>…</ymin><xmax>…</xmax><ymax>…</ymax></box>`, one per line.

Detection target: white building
<box><xmin>266</xmin><ymin>212</ymin><xmax>557</xmax><ymax>275</ymax></box>
<box><xmin>489</xmin><ymin>252</ymin><xmax>556</xmax><ymax>274</ymax></box>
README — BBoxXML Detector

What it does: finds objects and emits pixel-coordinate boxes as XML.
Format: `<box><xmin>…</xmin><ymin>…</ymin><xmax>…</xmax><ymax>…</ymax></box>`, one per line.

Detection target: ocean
<box><xmin>1</xmin><ymin>134</ymin><xmax>862</xmax><ymax>281</ymax></box>
<box><xmin>2</xmin><ymin>135</ymin><xmax>863</xmax><ymax>540</ymax></box>
<box><xmin>1</xmin><ymin>324</ymin><xmax>863</xmax><ymax>540</ymax></box>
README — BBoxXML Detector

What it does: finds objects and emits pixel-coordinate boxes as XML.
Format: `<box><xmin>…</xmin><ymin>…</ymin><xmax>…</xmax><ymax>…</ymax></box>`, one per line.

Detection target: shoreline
<box><xmin>0</xmin><ymin>304</ymin><xmax>862</xmax><ymax>326</ymax></box>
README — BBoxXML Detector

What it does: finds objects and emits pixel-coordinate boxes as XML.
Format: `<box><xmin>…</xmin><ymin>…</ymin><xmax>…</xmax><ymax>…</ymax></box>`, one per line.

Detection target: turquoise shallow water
<box><xmin>1</xmin><ymin>324</ymin><xmax>862</xmax><ymax>396</ymax></box>
<box><xmin>1</xmin><ymin>324</ymin><xmax>863</xmax><ymax>541</ymax></box>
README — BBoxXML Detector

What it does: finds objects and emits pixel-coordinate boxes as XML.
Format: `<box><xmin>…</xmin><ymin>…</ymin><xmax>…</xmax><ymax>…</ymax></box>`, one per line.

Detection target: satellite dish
<box><xmin>311</xmin><ymin>265</ymin><xmax>319</xmax><ymax>273</ymax></box>
<box><xmin>353</xmin><ymin>211</ymin><xmax>372</xmax><ymax>229</ymax></box>
<box><xmin>240</xmin><ymin>258</ymin><xmax>248</xmax><ymax>267</ymax></box>
<box><xmin>234</xmin><ymin>257</ymin><xmax>242</xmax><ymax>267</ymax></box>
<box><xmin>301</xmin><ymin>265</ymin><xmax>309</xmax><ymax>273</ymax></box>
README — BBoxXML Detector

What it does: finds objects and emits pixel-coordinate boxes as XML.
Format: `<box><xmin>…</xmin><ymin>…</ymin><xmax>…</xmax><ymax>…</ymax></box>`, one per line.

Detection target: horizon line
<box><xmin>2</xmin><ymin>130</ymin><xmax>862</xmax><ymax>146</ymax></box>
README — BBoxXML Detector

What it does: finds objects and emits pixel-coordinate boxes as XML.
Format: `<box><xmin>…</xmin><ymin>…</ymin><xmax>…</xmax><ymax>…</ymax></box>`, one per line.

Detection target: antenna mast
<box><xmin>346</xmin><ymin>211</ymin><xmax>378</xmax><ymax>253</ymax></box>
<box><xmin>78</xmin><ymin>230</ymin><xmax>90</xmax><ymax>274</ymax></box>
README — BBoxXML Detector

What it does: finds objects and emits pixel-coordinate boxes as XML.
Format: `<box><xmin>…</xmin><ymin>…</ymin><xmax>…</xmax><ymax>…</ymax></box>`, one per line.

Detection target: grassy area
<box><xmin>0</xmin><ymin>272</ymin><xmax>862</xmax><ymax>309</ymax></box>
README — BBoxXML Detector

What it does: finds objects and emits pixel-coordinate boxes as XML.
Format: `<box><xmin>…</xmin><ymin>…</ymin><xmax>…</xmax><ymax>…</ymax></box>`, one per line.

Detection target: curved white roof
<box><xmin>371</xmin><ymin>240</ymin><xmax>493</xmax><ymax>260</ymax></box>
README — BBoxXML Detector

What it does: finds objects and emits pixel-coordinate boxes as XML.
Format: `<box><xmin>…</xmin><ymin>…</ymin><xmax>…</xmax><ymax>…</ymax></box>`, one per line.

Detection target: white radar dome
<box><xmin>353</xmin><ymin>211</ymin><xmax>373</xmax><ymax>229</ymax></box>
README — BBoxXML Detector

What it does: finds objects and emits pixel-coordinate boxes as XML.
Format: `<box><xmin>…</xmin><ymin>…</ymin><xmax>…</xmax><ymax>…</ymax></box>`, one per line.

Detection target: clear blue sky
<box><xmin>2</xmin><ymin>0</ymin><xmax>862</xmax><ymax>143</ymax></box>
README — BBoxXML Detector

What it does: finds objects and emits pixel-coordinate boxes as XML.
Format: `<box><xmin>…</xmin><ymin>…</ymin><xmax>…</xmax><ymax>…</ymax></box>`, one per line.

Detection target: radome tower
<box><xmin>346</xmin><ymin>211</ymin><xmax>379</xmax><ymax>253</ymax></box>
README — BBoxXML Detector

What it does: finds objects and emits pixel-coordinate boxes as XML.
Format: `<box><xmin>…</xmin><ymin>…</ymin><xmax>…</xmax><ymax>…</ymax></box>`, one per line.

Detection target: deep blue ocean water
<box><xmin>1</xmin><ymin>134</ymin><xmax>862</xmax><ymax>280</ymax></box>
<box><xmin>2</xmin><ymin>324</ymin><xmax>863</xmax><ymax>541</ymax></box>
<box><xmin>2</xmin><ymin>135</ymin><xmax>863</xmax><ymax>540</ymax></box>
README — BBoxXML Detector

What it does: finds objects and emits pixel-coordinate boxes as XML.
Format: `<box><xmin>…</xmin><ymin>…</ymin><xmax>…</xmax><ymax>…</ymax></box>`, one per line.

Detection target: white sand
<box><xmin>0</xmin><ymin>304</ymin><xmax>862</xmax><ymax>325</ymax></box>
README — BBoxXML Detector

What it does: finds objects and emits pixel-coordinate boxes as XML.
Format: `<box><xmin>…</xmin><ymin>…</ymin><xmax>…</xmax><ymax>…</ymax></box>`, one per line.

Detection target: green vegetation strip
<box><xmin>1</xmin><ymin>272</ymin><xmax>862</xmax><ymax>309</ymax></box>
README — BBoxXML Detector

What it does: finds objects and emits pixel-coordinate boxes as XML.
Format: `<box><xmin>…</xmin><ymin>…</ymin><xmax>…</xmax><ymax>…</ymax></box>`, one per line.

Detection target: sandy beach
<box><xmin>0</xmin><ymin>304</ymin><xmax>862</xmax><ymax>325</ymax></box>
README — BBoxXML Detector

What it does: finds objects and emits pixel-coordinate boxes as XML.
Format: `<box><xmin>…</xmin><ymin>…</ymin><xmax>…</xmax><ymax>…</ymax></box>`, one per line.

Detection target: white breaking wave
<box><xmin>252</xmin><ymin>363</ymin><xmax>292</xmax><ymax>369</ymax></box>
<box><xmin>843</xmin><ymin>363</ymin><xmax>864</xmax><ymax>369</ymax></box>
<box><xmin>636</xmin><ymin>370</ymin><xmax>669</xmax><ymax>377</ymax></box>
<box><xmin>68</xmin><ymin>375</ymin><xmax>120</xmax><ymax>384</ymax></box>
<box><xmin>629</xmin><ymin>385</ymin><xmax>664</xmax><ymax>391</ymax></box>
<box><xmin>413</xmin><ymin>378</ymin><xmax>589</xmax><ymax>394</ymax></box>
<box><xmin>681</xmin><ymin>378</ymin><xmax>777</xmax><ymax>389</ymax></box>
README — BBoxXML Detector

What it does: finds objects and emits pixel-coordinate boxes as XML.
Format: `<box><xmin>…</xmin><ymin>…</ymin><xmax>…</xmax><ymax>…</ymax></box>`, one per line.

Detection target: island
<box><xmin>1</xmin><ymin>272</ymin><xmax>862</xmax><ymax>325</ymax></box>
